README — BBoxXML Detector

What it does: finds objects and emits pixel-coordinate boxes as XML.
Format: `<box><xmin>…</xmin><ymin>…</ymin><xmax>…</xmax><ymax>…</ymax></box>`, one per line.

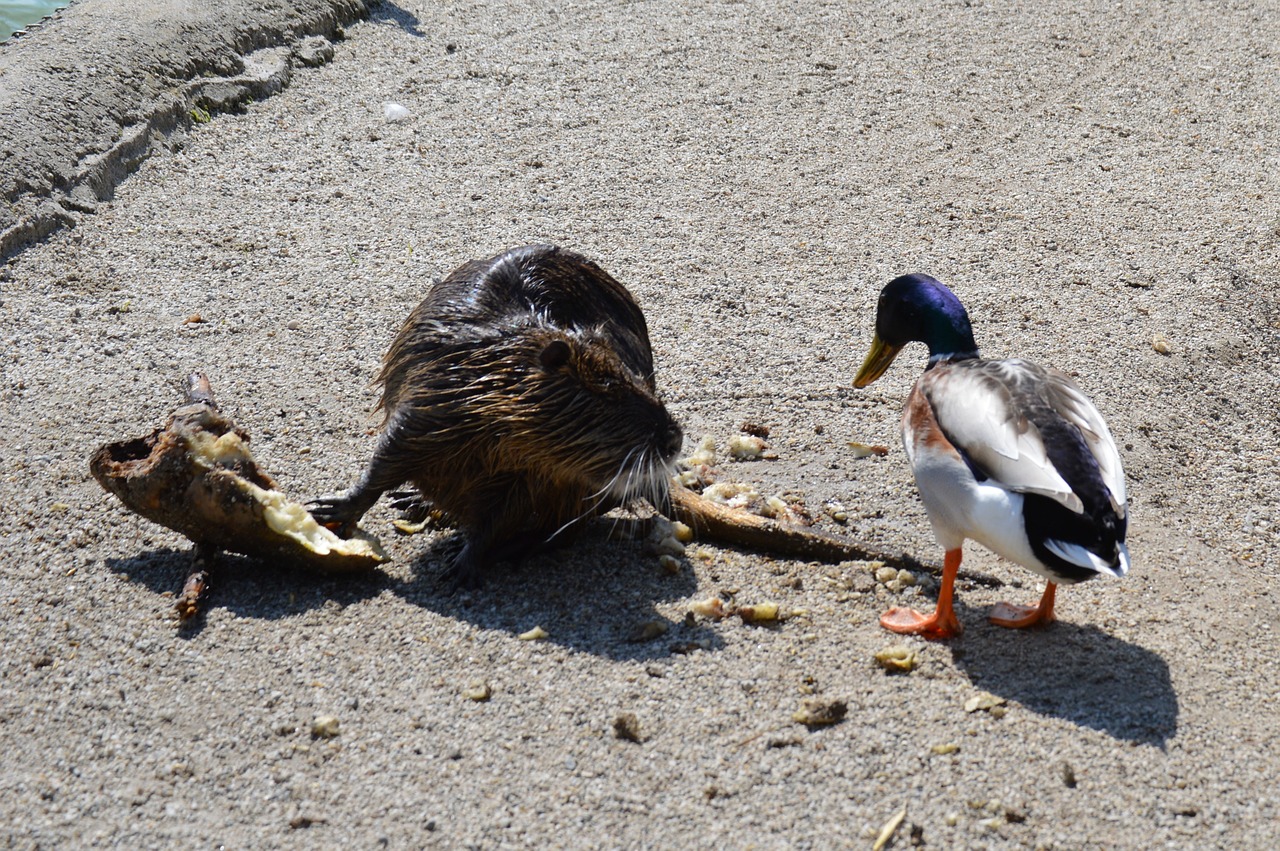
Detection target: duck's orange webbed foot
<box><xmin>988</xmin><ymin>582</ymin><xmax>1057</xmax><ymax>629</ymax></box>
<box><xmin>880</xmin><ymin>547</ymin><xmax>964</xmax><ymax>640</ymax></box>
<box><xmin>880</xmin><ymin>606</ymin><xmax>963</xmax><ymax>640</ymax></box>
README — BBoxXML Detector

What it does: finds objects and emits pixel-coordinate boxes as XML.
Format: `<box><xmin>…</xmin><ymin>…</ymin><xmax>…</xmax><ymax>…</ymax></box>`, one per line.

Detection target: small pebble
<box><xmin>792</xmin><ymin>696</ymin><xmax>848</xmax><ymax>726</ymax></box>
<box><xmin>651</xmin><ymin>535</ymin><xmax>685</xmax><ymax>557</ymax></box>
<box><xmin>1061</xmin><ymin>761</ymin><xmax>1078</xmax><ymax>788</ymax></box>
<box><xmin>612</xmin><ymin>712</ymin><xmax>643</xmax><ymax>743</ymax></box>
<box><xmin>461</xmin><ymin>681</ymin><xmax>491</xmax><ymax>701</ymax></box>
<box><xmin>383</xmin><ymin>102</ymin><xmax>411</xmax><ymax>122</ymax></box>
<box><xmin>626</xmin><ymin>620</ymin><xmax>669</xmax><ymax>642</ymax></box>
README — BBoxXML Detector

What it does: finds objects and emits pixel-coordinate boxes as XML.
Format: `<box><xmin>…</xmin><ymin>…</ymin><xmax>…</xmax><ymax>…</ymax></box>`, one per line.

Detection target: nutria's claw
<box><xmin>308</xmin><ymin>492</ymin><xmax>364</xmax><ymax>535</ymax></box>
<box><xmin>387</xmin><ymin>490</ymin><xmax>431</xmax><ymax>522</ymax></box>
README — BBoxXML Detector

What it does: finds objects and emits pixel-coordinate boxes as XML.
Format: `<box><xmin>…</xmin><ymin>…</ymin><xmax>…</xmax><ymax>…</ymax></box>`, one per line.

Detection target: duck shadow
<box><xmin>946</xmin><ymin>598</ymin><xmax>1178</xmax><ymax>747</ymax></box>
<box><xmin>386</xmin><ymin>529</ymin><xmax>722</xmax><ymax>662</ymax></box>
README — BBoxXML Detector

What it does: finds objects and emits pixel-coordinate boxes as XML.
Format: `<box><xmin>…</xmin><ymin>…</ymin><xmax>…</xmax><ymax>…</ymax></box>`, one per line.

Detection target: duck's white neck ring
<box><xmin>927</xmin><ymin>351</ymin><xmax>979</xmax><ymax>367</ymax></box>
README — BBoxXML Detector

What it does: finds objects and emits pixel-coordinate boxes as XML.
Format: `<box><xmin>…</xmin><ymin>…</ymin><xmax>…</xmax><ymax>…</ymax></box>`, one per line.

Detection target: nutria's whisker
<box><xmin>586</xmin><ymin>445</ymin><xmax>641</xmax><ymax>504</ymax></box>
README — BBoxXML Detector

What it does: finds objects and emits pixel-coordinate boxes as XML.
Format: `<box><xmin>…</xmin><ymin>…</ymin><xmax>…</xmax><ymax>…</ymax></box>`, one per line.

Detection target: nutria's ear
<box><xmin>539</xmin><ymin>339</ymin><xmax>572</xmax><ymax>370</ymax></box>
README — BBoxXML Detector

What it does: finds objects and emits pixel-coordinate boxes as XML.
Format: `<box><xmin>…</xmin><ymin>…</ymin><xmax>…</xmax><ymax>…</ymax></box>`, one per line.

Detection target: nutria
<box><xmin>311</xmin><ymin>244</ymin><xmax>685</xmax><ymax>586</ymax></box>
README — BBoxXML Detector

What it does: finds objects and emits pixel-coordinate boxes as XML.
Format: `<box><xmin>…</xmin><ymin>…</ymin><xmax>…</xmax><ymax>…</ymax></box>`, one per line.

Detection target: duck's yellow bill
<box><xmin>853</xmin><ymin>333</ymin><xmax>903</xmax><ymax>388</ymax></box>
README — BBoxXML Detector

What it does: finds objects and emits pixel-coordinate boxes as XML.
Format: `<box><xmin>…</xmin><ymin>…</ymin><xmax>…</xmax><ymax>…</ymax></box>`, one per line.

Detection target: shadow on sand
<box><xmin>105</xmin><ymin>547</ymin><xmax>391</xmax><ymax>638</ymax></box>
<box><xmin>385</xmin><ymin>529</ymin><xmax>720</xmax><ymax>661</ymax></box>
<box><xmin>105</xmin><ymin>526</ymin><xmax>718</xmax><ymax>660</ymax></box>
<box><xmin>370</xmin><ymin>1</ymin><xmax>427</xmax><ymax>38</ymax></box>
<box><xmin>946</xmin><ymin>597</ymin><xmax>1178</xmax><ymax>748</ymax></box>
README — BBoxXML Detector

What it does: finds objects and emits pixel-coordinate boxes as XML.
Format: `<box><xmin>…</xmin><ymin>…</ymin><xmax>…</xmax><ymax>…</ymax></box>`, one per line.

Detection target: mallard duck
<box><xmin>853</xmin><ymin>273</ymin><xmax>1129</xmax><ymax>639</ymax></box>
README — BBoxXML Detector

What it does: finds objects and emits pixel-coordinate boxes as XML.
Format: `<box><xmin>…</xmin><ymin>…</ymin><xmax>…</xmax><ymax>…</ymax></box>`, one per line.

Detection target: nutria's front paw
<box><xmin>308</xmin><ymin>491</ymin><xmax>368</xmax><ymax>535</ymax></box>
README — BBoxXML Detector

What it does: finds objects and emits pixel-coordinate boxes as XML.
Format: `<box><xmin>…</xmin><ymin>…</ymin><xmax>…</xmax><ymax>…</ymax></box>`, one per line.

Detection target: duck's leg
<box><xmin>988</xmin><ymin>582</ymin><xmax>1057</xmax><ymax>629</ymax></box>
<box><xmin>880</xmin><ymin>548</ymin><xmax>964</xmax><ymax>640</ymax></box>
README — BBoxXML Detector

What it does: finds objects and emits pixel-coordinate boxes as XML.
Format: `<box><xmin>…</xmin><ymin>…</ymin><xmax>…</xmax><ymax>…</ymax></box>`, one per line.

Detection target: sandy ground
<box><xmin>2</xmin><ymin>0</ymin><xmax>1279</xmax><ymax>847</ymax></box>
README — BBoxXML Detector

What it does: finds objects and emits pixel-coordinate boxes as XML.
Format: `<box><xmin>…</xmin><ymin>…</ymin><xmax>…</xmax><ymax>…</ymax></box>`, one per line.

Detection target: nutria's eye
<box><xmin>539</xmin><ymin>339</ymin><xmax>572</xmax><ymax>370</ymax></box>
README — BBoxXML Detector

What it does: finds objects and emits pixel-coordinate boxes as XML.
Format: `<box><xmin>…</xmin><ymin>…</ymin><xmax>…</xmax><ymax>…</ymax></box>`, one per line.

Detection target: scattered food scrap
<box><xmin>310</xmin><ymin>716</ymin><xmax>340</xmax><ymax>739</ymax></box>
<box><xmin>874</xmin><ymin>645</ymin><xmax>920</xmax><ymax>673</ymax></box>
<box><xmin>689</xmin><ymin>597</ymin><xmax>729</xmax><ymax>620</ymax></box>
<box><xmin>734</xmin><ymin>601</ymin><xmax>782</xmax><ymax>624</ymax></box>
<box><xmin>518</xmin><ymin>625</ymin><xmax>549</xmax><ymax>641</ymax></box>
<box><xmin>964</xmin><ymin>691</ymin><xmax>1007</xmax><ymax>714</ymax></box>
<box><xmin>727</xmin><ymin>433</ymin><xmax>772</xmax><ymax>460</ymax></box>
<box><xmin>873</xmin><ymin>806</ymin><xmax>907</xmax><ymax>851</ymax></box>
<box><xmin>847</xmin><ymin>440</ymin><xmax>891</xmax><ymax>458</ymax></box>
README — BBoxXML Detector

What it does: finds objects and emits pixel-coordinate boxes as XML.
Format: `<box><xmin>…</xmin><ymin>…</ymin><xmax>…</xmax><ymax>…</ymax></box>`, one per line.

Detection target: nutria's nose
<box><xmin>662</xmin><ymin>421</ymin><xmax>684</xmax><ymax>459</ymax></box>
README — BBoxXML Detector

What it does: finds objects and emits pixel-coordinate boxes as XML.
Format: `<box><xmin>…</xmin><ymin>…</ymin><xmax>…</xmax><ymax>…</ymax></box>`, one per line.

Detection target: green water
<box><xmin>1</xmin><ymin>0</ymin><xmax>69</xmax><ymax>41</ymax></box>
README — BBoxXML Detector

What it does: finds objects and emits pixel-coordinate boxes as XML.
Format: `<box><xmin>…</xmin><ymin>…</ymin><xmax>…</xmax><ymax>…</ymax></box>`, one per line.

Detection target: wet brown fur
<box><xmin>312</xmin><ymin>245</ymin><xmax>683</xmax><ymax>583</ymax></box>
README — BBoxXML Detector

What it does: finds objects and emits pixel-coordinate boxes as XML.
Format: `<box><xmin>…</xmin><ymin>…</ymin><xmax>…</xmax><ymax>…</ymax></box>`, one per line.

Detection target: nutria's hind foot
<box><xmin>433</xmin><ymin>530</ymin><xmax>564</xmax><ymax>594</ymax></box>
<box><xmin>308</xmin><ymin>488</ymin><xmax>380</xmax><ymax>535</ymax></box>
<box><xmin>436</xmin><ymin>543</ymin><xmax>488</xmax><ymax>594</ymax></box>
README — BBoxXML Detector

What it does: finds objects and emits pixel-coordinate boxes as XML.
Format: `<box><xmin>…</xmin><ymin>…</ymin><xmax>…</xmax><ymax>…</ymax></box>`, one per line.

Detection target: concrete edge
<box><xmin>0</xmin><ymin>1</ymin><xmax>375</xmax><ymax>264</ymax></box>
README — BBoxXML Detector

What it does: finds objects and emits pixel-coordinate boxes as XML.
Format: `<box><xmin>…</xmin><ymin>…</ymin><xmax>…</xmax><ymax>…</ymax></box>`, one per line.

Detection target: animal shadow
<box><xmin>105</xmin><ymin>547</ymin><xmax>390</xmax><ymax>637</ymax></box>
<box><xmin>388</xmin><ymin>528</ymin><xmax>722</xmax><ymax>662</ymax></box>
<box><xmin>949</xmin><ymin>602</ymin><xmax>1178</xmax><ymax>747</ymax></box>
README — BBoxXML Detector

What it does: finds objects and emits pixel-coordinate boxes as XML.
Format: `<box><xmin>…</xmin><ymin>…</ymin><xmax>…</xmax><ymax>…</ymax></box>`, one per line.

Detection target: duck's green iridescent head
<box><xmin>853</xmin><ymin>273</ymin><xmax>980</xmax><ymax>387</ymax></box>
